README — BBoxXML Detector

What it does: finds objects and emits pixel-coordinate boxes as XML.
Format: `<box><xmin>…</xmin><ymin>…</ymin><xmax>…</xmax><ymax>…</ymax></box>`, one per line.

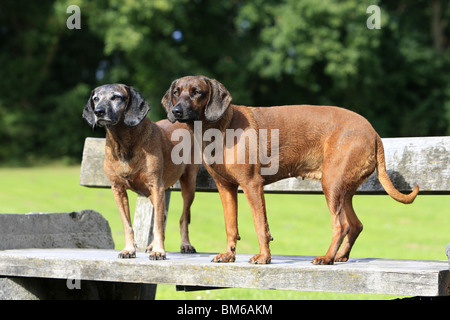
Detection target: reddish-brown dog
<box><xmin>83</xmin><ymin>84</ymin><xmax>199</xmax><ymax>260</ymax></box>
<box><xmin>162</xmin><ymin>75</ymin><xmax>419</xmax><ymax>265</ymax></box>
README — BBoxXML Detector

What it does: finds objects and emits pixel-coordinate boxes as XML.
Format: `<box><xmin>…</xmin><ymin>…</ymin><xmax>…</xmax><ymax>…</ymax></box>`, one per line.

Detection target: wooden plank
<box><xmin>133</xmin><ymin>192</ymin><xmax>170</xmax><ymax>251</ymax></box>
<box><xmin>79</xmin><ymin>138</ymin><xmax>110</xmax><ymax>188</ymax></box>
<box><xmin>80</xmin><ymin>136</ymin><xmax>450</xmax><ymax>194</ymax></box>
<box><xmin>0</xmin><ymin>249</ymin><xmax>447</xmax><ymax>296</ymax></box>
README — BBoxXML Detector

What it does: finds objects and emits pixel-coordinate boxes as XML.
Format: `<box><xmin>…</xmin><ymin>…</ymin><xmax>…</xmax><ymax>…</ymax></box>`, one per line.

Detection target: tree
<box><xmin>0</xmin><ymin>0</ymin><xmax>105</xmax><ymax>164</ymax></box>
<box><xmin>0</xmin><ymin>0</ymin><xmax>448</xmax><ymax>165</ymax></box>
<box><xmin>236</xmin><ymin>0</ymin><xmax>450</xmax><ymax>136</ymax></box>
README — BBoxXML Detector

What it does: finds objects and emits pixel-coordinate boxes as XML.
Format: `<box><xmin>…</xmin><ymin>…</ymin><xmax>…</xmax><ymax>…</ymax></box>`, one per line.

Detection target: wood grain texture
<box><xmin>0</xmin><ymin>249</ymin><xmax>447</xmax><ymax>296</ymax></box>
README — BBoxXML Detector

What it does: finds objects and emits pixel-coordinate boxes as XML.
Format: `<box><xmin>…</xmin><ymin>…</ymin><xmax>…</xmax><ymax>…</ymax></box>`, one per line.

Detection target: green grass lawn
<box><xmin>0</xmin><ymin>165</ymin><xmax>448</xmax><ymax>300</ymax></box>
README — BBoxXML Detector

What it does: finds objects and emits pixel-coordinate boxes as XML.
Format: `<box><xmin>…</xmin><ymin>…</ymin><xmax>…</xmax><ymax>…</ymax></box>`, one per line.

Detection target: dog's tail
<box><xmin>375</xmin><ymin>135</ymin><xmax>419</xmax><ymax>204</ymax></box>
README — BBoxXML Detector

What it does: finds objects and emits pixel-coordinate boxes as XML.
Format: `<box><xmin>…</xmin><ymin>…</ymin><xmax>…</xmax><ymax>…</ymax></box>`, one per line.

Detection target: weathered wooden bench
<box><xmin>0</xmin><ymin>210</ymin><xmax>156</xmax><ymax>299</ymax></box>
<box><xmin>0</xmin><ymin>136</ymin><xmax>449</xmax><ymax>299</ymax></box>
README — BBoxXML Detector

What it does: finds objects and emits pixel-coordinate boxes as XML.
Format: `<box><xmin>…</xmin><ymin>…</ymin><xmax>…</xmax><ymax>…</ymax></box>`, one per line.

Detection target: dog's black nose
<box><xmin>172</xmin><ymin>105</ymin><xmax>183</xmax><ymax>118</ymax></box>
<box><xmin>94</xmin><ymin>106</ymin><xmax>106</xmax><ymax>117</ymax></box>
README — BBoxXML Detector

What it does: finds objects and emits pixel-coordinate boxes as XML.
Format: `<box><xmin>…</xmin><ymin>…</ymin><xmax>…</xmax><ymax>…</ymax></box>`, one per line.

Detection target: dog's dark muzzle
<box><xmin>172</xmin><ymin>104</ymin><xmax>184</xmax><ymax>119</ymax></box>
<box><xmin>171</xmin><ymin>102</ymin><xmax>199</xmax><ymax>123</ymax></box>
<box><xmin>94</xmin><ymin>104</ymin><xmax>117</xmax><ymax>126</ymax></box>
<box><xmin>94</xmin><ymin>106</ymin><xmax>106</xmax><ymax>117</ymax></box>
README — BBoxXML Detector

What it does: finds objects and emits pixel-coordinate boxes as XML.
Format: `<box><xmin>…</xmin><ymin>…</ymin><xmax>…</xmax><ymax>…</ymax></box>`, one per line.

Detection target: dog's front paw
<box><xmin>312</xmin><ymin>256</ymin><xmax>334</xmax><ymax>265</ymax></box>
<box><xmin>118</xmin><ymin>248</ymin><xmax>136</xmax><ymax>259</ymax></box>
<box><xmin>149</xmin><ymin>250</ymin><xmax>166</xmax><ymax>260</ymax></box>
<box><xmin>180</xmin><ymin>243</ymin><xmax>196</xmax><ymax>254</ymax></box>
<box><xmin>212</xmin><ymin>251</ymin><xmax>236</xmax><ymax>263</ymax></box>
<box><xmin>249</xmin><ymin>254</ymin><xmax>271</xmax><ymax>264</ymax></box>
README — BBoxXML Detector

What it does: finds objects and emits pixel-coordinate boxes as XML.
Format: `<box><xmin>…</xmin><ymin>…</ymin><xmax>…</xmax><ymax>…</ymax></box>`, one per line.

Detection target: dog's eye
<box><xmin>111</xmin><ymin>95</ymin><xmax>122</xmax><ymax>101</ymax></box>
<box><xmin>93</xmin><ymin>97</ymin><xmax>99</xmax><ymax>103</ymax></box>
<box><xmin>173</xmin><ymin>90</ymin><xmax>180</xmax><ymax>97</ymax></box>
<box><xmin>192</xmin><ymin>88</ymin><xmax>202</xmax><ymax>96</ymax></box>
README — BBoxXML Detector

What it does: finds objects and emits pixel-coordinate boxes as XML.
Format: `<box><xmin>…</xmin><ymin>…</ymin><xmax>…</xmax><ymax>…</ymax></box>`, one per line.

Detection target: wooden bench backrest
<box><xmin>80</xmin><ymin>136</ymin><xmax>450</xmax><ymax>194</ymax></box>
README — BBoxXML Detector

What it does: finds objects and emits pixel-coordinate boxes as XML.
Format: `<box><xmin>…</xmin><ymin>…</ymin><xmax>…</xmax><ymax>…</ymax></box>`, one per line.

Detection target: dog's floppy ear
<box><xmin>204</xmin><ymin>78</ymin><xmax>232</xmax><ymax>122</ymax></box>
<box><xmin>161</xmin><ymin>79</ymin><xmax>177</xmax><ymax>123</ymax></box>
<box><xmin>123</xmin><ymin>86</ymin><xmax>150</xmax><ymax>127</ymax></box>
<box><xmin>82</xmin><ymin>89</ymin><xmax>96</xmax><ymax>129</ymax></box>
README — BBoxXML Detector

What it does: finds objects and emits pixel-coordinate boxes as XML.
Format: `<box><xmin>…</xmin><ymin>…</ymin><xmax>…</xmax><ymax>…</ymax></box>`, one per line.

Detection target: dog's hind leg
<box><xmin>313</xmin><ymin>181</ymin><xmax>349</xmax><ymax>265</ymax></box>
<box><xmin>334</xmin><ymin>194</ymin><xmax>363</xmax><ymax>262</ymax></box>
<box><xmin>314</xmin><ymin>139</ymin><xmax>375</xmax><ymax>265</ymax></box>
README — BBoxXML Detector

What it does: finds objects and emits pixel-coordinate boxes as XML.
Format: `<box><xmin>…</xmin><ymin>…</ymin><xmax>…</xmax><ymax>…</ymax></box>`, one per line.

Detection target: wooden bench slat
<box><xmin>80</xmin><ymin>136</ymin><xmax>450</xmax><ymax>194</ymax></box>
<box><xmin>0</xmin><ymin>249</ymin><xmax>447</xmax><ymax>296</ymax></box>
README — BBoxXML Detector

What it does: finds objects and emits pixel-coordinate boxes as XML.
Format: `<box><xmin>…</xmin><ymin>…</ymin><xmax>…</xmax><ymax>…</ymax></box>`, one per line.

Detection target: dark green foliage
<box><xmin>0</xmin><ymin>0</ymin><xmax>449</xmax><ymax>165</ymax></box>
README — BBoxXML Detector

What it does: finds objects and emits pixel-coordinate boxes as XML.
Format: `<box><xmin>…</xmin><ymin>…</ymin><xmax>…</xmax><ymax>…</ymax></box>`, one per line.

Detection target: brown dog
<box><xmin>83</xmin><ymin>84</ymin><xmax>199</xmax><ymax>260</ymax></box>
<box><xmin>161</xmin><ymin>75</ymin><xmax>419</xmax><ymax>265</ymax></box>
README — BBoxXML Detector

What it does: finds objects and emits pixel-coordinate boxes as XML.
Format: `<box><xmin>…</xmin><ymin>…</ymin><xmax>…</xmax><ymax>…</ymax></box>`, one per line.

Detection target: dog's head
<box><xmin>82</xmin><ymin>84</ymin><xmax>150</xmax><ymax>129</ymax></box>
<box><xmin>161</xmin><ymin>76</ymin><xmax>232</xmax><ymax>123</ymax></box>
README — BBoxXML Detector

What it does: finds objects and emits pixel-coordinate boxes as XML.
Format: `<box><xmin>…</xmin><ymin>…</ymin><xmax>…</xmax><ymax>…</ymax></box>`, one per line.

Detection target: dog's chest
<box><xmin>106</xmin><ymin>146</ymin><xmax>138</xmax><ymax>178</ymax></box>
<box><xmin>107</xmin><ymin>156</ymin><xmax>140</xmax><ymax>180</ymax></box>
<box><xmin>114</xmin><ymin>162</ymin><xmax>151</xmax><ymax>197</ymax></box>
<box><xmin>116</xmin><ymin>160</ymin><xmax>135</xmax><ymax>179</ymax></box>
